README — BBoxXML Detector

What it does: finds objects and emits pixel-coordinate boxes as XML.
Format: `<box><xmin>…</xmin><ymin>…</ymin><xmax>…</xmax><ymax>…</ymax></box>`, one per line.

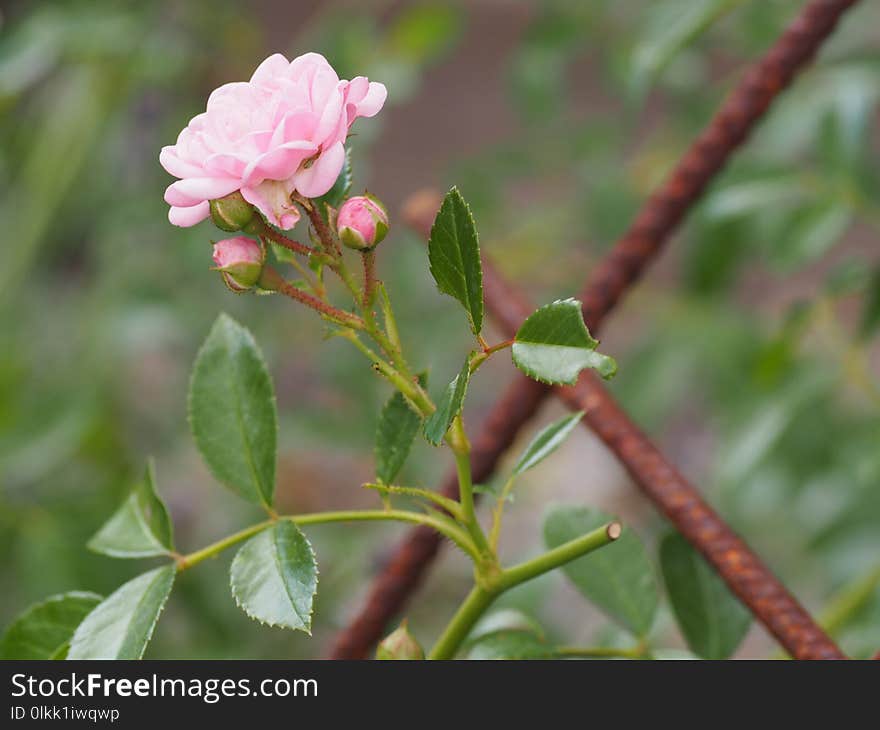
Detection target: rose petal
<box><xmin>354</xmin><ymin>82</ymin><xmax>387</xmax><ymax>118</ymax></box>
<box><xmin>293</xmin><ymin>141</ymin><xmax>345</xmax><ymax>198</ymax></box>
<box><xmin>159</xmin><ymin>146</ymin><xmax>205</xmax><ymax>179</ymax></box>
<box><xmin>243</xmin><ymin>141</ymin><xmax>317</xmax><ymax>184</ymax></box>
<box><xmin>168</xmin><ymin>201</ymin><xmax>211</xmax><ymax>227</ymax></box>
<box><xmin>241</xmin><ymin>179</ymin><xmax>301</xmax><ymax>230</ymax></box>
<box><xmin>164</xmin><ymin>177</ymin><xmax>240</xmax><ymax>206</ymax></box>
<box><xmin>249</xmin><ymin>53</ymin><xmax>291</xmax><ymax>85</ymax></box>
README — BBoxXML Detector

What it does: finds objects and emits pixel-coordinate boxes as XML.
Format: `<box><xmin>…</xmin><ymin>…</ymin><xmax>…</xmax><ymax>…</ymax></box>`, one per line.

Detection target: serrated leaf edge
<box><xmin>427</xmin><ymin>187</ymin><xmax>484</xmax><ymax>335</ymax></box>
<box><xmin>68</xmin><ymin>566</ymin><xmax>175</xmax><ymax>660</ymax></box>
<box><xmin>229</xmin><ymin>523</ymin><xmax>319</xmax><ymax>635</ymax></box>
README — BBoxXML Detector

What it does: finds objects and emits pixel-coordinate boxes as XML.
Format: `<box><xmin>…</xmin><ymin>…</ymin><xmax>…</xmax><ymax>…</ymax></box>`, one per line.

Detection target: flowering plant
<box><xmin>2</xmin><ymin>53</ymin><xmax>744</xmax><ymax>663</ymax></box>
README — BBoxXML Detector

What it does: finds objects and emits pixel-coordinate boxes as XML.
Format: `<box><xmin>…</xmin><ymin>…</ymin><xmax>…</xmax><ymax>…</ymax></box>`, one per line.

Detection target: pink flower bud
<box><xmin>212</xmin><ymin>236</ymin><xmax>264</xmax><ymax>292</ymax></box>
<box><xmin>336</xmin><ymin>194</ymin><xmax>389</xmax><ymax>250</ymax></box>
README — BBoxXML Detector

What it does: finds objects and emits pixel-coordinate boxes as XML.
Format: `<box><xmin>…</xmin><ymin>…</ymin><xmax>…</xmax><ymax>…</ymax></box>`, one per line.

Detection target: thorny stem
<box><xmin>364</xmin><ymin>483</ymin><xmax>465</xmax><ymax>522</ymax></box>
<box><xmin>377</xmin><ymin>283</ymin><xmax>403</xmax><ymax>357</ymax></box>
<box><xmin>176</xmin><ymin>509</ymin><xmax>479</xmax><ymax>573</ymax></box>
<box><xmin>428</xmin><ymin>522</ymin><xmax>621</xmax><ymax>659</ymax></box>
<box><xmin>250</xmin><ymin>218</ymin><xmax>317</xmax><ymax>258</ymax></box>
<box><xmin>362</xmin><ymin>249</ymin><xmax>378</xmax><ymax>309</ymax></box>
<box><xmin>337</xmin><ymin>329</ymin><xmax>434</xmax><ymax>416</ymax></box>
<box><xmin>257</xmin><ymin>233</ymin><xmax>325</xmax><ymax>297</ymax></box>
<box><xmin>295</xmin><ymin>193</ymin><xmax>341</xmax><ymax>257</ymax></box>
<box><xmin>259</xmin><ymin>266</ymin><xmax>363</xmax><ymax>329</ymax></box>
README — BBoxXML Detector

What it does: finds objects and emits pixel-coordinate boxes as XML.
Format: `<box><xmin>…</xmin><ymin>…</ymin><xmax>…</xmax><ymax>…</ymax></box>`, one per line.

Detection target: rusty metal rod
<box><xmin>483</xmin><ymin>262</ymin><xmax>846</xmax><ymax>660</ymax></box>
<box><xmin>327</xmin><ymin>0</ymin><xmax>859</xmax><ymax>659</ymax></box>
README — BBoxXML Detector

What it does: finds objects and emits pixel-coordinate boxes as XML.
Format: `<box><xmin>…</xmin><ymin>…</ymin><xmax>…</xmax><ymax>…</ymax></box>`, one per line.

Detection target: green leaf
<box><xmin>466</xmin><ymin>630</ymin><xmax>552</xmax><ymax>660</ymax></box>
<box><xmin>271</xmin><ymin>241</ymin><xmax>298</xmax><ymax>266</ymax></box>
<box><xmin>513</xmin><ymin>411</ymin><xmax>584</xmax><ymax>477</ymax></box>
<box><xmin>375</xmin><ymin>374</ymin><xmax>426</xmax><ymax>483</ymax></box>
<box><xmin>67</xmin><ymin>565</ymin><xmax>175</xmax><ymax>659</ymax></box>
<box><xmin>0</xmin><ymin>592</ymin><xmax>102</xmax><ymax>660</ymax></box>
<box><xmin>389</xmin><ymin>4</ymin><xmax>463</xmax><ymax>63</ymax></box>
<box><xmin>703</xmin><ymin>174</ymin><xmax>810</xmax><ymax>220</ymax></box>
<box><xmin>772</xmin><ymin>201</ymin><xmax>851</xmax><ymax>270</ymax></box>
<box><xmin>189</xmin><ymin>314</ymin><xmax>277</xmax><ymax>508</ymax></box>
<box><xmin>659</xmin><ymin>532</ymin><xmax>751</xmax><ymax>659</ymax></box>
<box><xmin>428</xmin><ymin>187</ymin><xmax>483</xmax><ymax>334</ymax></box>
<box><xmin>543</xmin><ymin>506</ymin><xmax>658</xmax><ymax>636</ymax></box>
<box><xmin>630</xmin><ymin>0</ymin><xmax>745</xmax><ymax>96</ymax></box>
<box><xmin>314</xmin><ymin>147</ymin><xmax>353</xmax><ymax>213</ymax></box>
<box><xmin>230</xmin><ymin>521</ymin><xmax>318</xmax><ymax>634</ymax></box>
<box><xmin>87</xmin><ymin>460</ymin><xmax>174</xmax><ymax>558</ymax></box>
<box><xmin>468</xmin><ymin>609</ymin><xmax>544</xmax><ymax>644</ymax></box>
<box><xmin>512</xmin><ymin>298</ymin><xmax>617</xmax><ymax>385</ymax></box>
<box><xmin>423</xmin><ymin>358</ymin><xmax>470</xmax><ymax>446</ymax></box>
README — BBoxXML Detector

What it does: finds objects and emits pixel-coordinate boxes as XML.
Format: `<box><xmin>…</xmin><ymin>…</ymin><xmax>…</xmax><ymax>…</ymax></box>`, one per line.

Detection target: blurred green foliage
<box><xmin>1</xmin><ymin>0</ymin><xmax>879</xmax><ymax>658</ymax></box>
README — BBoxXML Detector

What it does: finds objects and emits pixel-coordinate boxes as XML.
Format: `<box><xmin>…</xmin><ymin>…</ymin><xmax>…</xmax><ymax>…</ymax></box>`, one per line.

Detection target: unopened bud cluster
<box><xmin>203</xmin><ymin>186</ymin><xmax>391</xmax><ymax>293</ymax></box>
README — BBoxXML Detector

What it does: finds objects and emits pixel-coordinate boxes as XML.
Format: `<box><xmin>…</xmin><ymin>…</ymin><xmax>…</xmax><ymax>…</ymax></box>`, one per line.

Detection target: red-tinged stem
<box><xmin>259</xmin><ymin>266</ymin><xmax>364</xmax><ymax>329</ymax></box>
<box><xmin>295</xmin><ymin>194</ymin><xmax>341</xmax><ymax>256</ymax></box>
<box><xmin>362</xmin><ymin>250</ymin><xmax>377</xmax><ymax>309</ymax></box>
<box><xmin>249</xmin><ymin>218</ymin><xmax>316</xmax><ymax>258</ymax></box>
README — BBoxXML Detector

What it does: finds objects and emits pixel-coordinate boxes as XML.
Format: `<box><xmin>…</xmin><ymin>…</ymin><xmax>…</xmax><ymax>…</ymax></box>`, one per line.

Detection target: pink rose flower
<box><xmin>212</xmin><ymin>236</ymin><xmax>264</xmax><ymax>291</ymax></box>
<box><xmin>160</xmin><ymin>52</ymin><xmax>387</xmax><ymax>229</ymax></box>
<box><xmin>336</xmin><ymin>194</ymin><xmax>389</xmax><ymax>250</ymax></box>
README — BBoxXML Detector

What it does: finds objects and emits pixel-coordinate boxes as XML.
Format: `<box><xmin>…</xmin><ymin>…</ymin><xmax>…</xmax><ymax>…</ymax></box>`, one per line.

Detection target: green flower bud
<box><xmin>210</xmin><ymin>191</ymin><xmax>255</xmax><ymax>232</ymax></box>
<box><xmin>375</xmin><ymin>621</ymin><xmax>424</xmax><ymax>660</ymax></box>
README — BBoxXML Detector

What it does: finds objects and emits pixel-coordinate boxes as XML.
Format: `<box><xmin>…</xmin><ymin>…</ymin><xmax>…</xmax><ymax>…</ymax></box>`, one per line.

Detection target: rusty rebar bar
<box><xmin>483</xmin><ymin>262</ymin><xmax>846</xmax><ymax>660</ymax></box>
<box><xmin>327</xmin><ymin>0</ymin><xmax>859</xmax><ymax>659</ymax></box>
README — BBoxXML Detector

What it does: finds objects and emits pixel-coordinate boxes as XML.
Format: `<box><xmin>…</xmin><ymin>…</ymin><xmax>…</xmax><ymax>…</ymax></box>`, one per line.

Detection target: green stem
<box><xmin>176</xmin><ymin>520</ymin><xmax>273</xmax><ymax>571</ymax></box>
<box><xmin>337</xmin><ymin>329</ymin><xmax>434</xmax><ymax>415</ymax></box>
<box><xmin>378</xmin><ymin>283</ymin><xmax>403</xmax><ymax>357</ymax></box>
<box><xmin>364</xmin><ymin>482</ymin><xmax>465</xmax><ymax>521</ymax></box>
<box><xmin>428</xmin><ymin>521</ymin><xmax>620</xmax><ymax>659</ymax></box>
<box><xmin>450</xmin><ymin>416</ymin><xmax>491</xmax><ymax>557</ymax></box>
<box><xmin>286</xmin><ymin>510</ymin><xmax>476</xmax><ymax>557</ymax></box>
<box><xmin>332</xmin><ymin>256</ymin><xmax>364</xmax><ymax>305</ymax></box>
<box><xmin>488</xmin><ymin>477</ymin><xmax>516</xmax><ymax>551</ymax></box>
<box><xmin>177</xmin><ymin>509</ymin><xmax>478</xmax><ymax>573</ymax></box>
<box><xmin>496</xmin><ymin>522</ymin><xmax>621</xmax><ymax>592</ymax></box>
<box><xmin>427</xmin><ymin>585</ymin><xmax>495</xmax><ymax>660</ymax></box>
<box><xmin>469</xmin><ymin>339</ymin><xmax>514</xmax><ymax>374</ymax></box>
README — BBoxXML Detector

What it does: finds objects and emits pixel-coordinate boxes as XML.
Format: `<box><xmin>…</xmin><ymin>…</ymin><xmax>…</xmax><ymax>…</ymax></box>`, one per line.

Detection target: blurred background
<box><xmin>1</xmin><ymin>0</ymin><xmax>879</xmax><ymax>659</ymax></box>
